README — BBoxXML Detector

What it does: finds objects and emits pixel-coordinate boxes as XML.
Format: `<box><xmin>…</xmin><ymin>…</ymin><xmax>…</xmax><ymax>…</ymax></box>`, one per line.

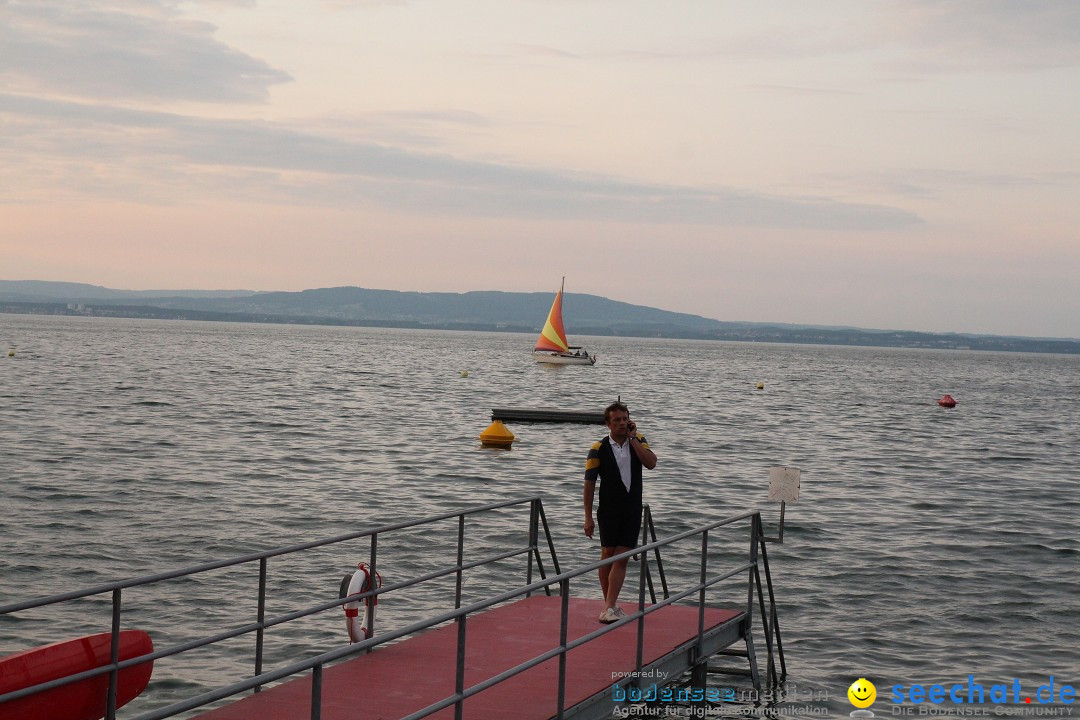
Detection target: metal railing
<box><xmin>0</xmin><ymin>498</ymin><xmax>786</xmax><ymax>719</ymax></box>
<box><xmin>0</xmin><ymin>496</ymin><xmax>559</xmax><ymax>719</ymax></box>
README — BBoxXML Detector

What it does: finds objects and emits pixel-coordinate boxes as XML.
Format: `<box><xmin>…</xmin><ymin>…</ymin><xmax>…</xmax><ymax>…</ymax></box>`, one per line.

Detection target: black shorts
<box><xmin>598</xmin><ymin>506</ymin><xmax>643</xmax><ymax>549</ymax></box>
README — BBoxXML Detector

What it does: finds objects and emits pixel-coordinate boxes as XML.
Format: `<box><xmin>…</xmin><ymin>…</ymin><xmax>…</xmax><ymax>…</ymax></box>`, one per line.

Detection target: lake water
<box><xmin>1</xmin><ymin>315</ymin><xmax>1078</xmax><ymax>717</ymax></box>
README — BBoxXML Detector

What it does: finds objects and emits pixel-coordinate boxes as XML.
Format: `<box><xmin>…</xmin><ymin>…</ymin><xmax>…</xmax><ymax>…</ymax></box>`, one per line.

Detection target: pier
<box><xmin>0</xmin><ymin>498</ymin><xmax>786</xmax><ymax>720</ymax></box>
<box><xmin>196</xmin><ymin>597</ymin><xmax>747</xmax><ymax>720</ymax></box>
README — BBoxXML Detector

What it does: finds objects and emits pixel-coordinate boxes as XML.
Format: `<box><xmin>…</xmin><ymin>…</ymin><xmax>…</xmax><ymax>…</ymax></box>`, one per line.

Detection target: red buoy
<box><xmin>938</xmin><ymin>394</ymin><xmax>957</xmax><ymax>408</ymax></box>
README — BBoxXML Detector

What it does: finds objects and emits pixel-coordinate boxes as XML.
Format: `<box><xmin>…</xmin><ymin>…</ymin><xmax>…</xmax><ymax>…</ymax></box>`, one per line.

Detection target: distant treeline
<box><xmin>3</xmin><ymin>301</ymin><xmax>1078</xmax><ymax>355</ymax></box>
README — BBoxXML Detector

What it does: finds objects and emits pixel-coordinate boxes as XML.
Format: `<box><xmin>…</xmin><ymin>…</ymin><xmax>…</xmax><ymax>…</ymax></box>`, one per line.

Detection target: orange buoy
<box><xmin>479</xmin><ymin>420</ymin><xmax>515</xmax><ymax>448</ymax></box>
<box><xmin>938</xmin><ymin>394</ymin><xmax>957</xmax><ymax>408</ymax></box>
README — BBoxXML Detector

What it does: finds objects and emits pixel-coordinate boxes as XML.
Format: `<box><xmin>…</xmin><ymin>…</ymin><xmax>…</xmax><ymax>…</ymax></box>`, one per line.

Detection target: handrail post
<box><xmin>746</xmin><ymin>515</ymin><xmax>760</xmax><ymax>619</ymax></box>
<box><xmin>744</xmin><ymin>514</ymin><xmax>763</xmax><ymax>691</ymax></box>
<box><xmin>754</xmin><ymin>556</ymin><xmax>777</xmax><ymax>686</ymax></box>
<box><xmin>106</xmin><ymin>588</ymin><xmax>121</xmax><ymax>720</ymax></box>
<box><xmin>697</xmin><ymin>530</ymin><xmax>707</xmax><ymax>653</ymax></box>
<box><xmin>526</xmin><ymin>499</ymin><xmax>539</xmax><ymax>596</ymax></box>
<box><xmin>454</xmin><ymin>614</ymin><xmax>467</xmax><ymax>720</ymax></box>
<box><xmin>687</xmin><ymin>529</ymin><xmax>710</xmax><ymax>694</ymax></box>
<box><xmin>751</xmin><ymin>515</ymin><xmax>780</xmax><ymax>687</ymax></box>
<box><xmin>255</xmin><ymin>557</ymin><xmax>267</xmax><ymax>691</ymax></box>
<box><xmin>533</xmin><ymin>499</ymin><xmax>556</xmax><ymax>595</ymax></box>
<box><xmin>538</xmin><ymin>501</ymin><xmax>561</xmax><ymax>575</ymax></box>
<box><xmin>366</xmin><ymin>533</ymin><xmax>378</xmax><ymax>643</ymax></box>
<box><xmin>310</xmin><ymin>663</ymin><xmax>322</xmax><ymax>720</ymax></box>
<box><xmin>645</xmin><ymin>505</ymin><xmax>669</xmax><ymax>600</ymax></box>
<box><xmin>557</xmin><ymin>578</ymin><xmax>570</xmax><ymax>719</ymax></box>
<box><xmin>635</xmin><ymin>535</ymin><xmax>646</xmax><ymax>675</ymax></box>
<box><xmin>641</xmin><ymin>507</ymin><xmax>657</xmax><ymax>604</ymax></box>
<box><xmin>455</xmin><ymin>514</ymin><xmax>465</xmax><ymax>609</ymax></box>
<box><xmin>759</xmin><ymin>536</ymin><xmax>787</xmax><ymax>679</ymax></box>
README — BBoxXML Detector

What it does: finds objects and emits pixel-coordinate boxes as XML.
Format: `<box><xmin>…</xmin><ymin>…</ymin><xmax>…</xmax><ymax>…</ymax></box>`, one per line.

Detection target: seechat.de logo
<box><xmin>848</xmin><ymin>677</ymin><xmax>877</xmax><ymax>717</ymax></box>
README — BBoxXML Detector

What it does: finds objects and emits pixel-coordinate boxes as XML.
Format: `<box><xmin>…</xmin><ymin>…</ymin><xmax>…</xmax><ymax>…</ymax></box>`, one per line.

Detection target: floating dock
<box><xmin>491</xmin><ymin>407</ymin><xmax>605</xmax><ymax>424</ymax></box>
<box><xmin>0</xmin><ymin>497</ymin><xmax>785</xmax><ymax>720</ymax></box>
<box><xmin>196</xmin><ymin>597</ymin><xmax>746</xmax><ymax>720</ymax></box>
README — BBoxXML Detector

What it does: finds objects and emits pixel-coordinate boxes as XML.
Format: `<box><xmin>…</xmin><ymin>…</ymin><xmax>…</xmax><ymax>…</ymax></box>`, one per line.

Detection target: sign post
<box><xmin>764</xmin><ymin>466</ymin><xmax>800</xmax><ymax>543</ymax></box>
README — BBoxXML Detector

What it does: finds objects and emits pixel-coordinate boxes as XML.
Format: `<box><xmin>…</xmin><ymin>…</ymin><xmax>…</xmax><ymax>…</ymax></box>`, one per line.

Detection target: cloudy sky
<box><xmin>2</xmin><ymin>1</ymin><xmax>1078</xmax><ymax>338</ymax></box>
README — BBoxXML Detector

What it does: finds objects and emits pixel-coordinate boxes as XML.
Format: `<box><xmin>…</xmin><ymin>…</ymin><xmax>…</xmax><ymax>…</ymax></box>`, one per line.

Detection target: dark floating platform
<box><xmin>491</xmin><ymin>407</ymin><xmax>605</xmax><ymax>424</ymax></box>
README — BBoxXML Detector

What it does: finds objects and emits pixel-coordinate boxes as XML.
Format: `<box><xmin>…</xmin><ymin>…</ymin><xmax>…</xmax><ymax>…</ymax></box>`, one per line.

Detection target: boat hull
<box><xmin>0</xmin><ymin>630</ymin><xmax>154</xmax><ymax>720</ymax></box>
<box><xmin>533</xmin><ymin>351</ymin><xmax>596</xmax><ymax>365</ymax></box>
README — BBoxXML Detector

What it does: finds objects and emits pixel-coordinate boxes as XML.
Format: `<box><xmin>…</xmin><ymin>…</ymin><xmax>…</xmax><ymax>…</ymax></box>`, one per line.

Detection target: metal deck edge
<box><xmin>562</xmin><ymin>611</ymin><xmax>749</xmax><ymax>720</ymax></box>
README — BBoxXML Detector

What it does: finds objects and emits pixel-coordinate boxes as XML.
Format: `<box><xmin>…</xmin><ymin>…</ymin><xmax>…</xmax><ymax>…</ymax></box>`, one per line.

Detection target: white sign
<box><xmin>768</xmin><ymin>466</ymin><xmax>801</xmax><ymax>504</ymax></box>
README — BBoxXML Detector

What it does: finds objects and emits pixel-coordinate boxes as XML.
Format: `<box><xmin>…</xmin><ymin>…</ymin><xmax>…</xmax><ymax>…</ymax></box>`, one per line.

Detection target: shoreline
<box><xmin>4</xmin><ymin>304</ymin><xmax>1079</xmax><ymax>356</ymax></box>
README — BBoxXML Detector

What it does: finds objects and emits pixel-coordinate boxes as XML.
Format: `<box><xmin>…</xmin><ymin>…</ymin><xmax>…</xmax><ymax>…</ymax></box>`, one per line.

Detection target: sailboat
<box><xmin>533</xmin><ymin>277</ymin><xmax>596</xmax><ymax>365</ymax></box>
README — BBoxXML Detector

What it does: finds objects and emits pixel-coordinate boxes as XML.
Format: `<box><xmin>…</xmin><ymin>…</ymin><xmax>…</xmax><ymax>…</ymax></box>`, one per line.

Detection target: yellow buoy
<box><xmin>6</xmin><ymin>350</ymin><xmax>13</xmax><ymax>357</ymax></box>
<box><xmin>479</xmin><ymin>420</ymin><xmax>515</xmax><ymax>448</ymax></box>
<box><xmin>460</xmin><ymin>370</ymin><xmax>469</xmax><ymax>378</ymax></box>
<box><xmin>756</xmin><ymin>382</ymin><xmax>765</xmax><ymax>390</ymax></box>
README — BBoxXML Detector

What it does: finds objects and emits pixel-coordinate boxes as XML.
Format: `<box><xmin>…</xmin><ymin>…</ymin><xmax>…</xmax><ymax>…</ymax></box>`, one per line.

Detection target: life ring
<box><xmin>339</xmin><ymin>562</ymin><xmax>381</xmax><ymax>643</ymax></box>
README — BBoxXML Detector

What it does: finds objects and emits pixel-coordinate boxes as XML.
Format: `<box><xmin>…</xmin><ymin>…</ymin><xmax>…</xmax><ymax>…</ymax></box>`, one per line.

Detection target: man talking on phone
<box><xmin>583</xmin><ymin>401</ymin><xmax>657</xmax><ymax>623</ymax></box>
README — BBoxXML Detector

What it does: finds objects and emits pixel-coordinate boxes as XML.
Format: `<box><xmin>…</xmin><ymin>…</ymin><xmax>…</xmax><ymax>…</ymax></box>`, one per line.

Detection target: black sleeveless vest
<box><xmin>595</xmin><ymin>437</ymin><xmax>643</xmax><ymax>513</ymax></box>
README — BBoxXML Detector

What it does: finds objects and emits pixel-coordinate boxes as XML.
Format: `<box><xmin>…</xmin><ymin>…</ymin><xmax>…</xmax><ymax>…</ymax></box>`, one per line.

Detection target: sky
<box><xmin>2</xmin><ymin>1</ymin><xmax>1078</xmax><ymax>339</ymax></box>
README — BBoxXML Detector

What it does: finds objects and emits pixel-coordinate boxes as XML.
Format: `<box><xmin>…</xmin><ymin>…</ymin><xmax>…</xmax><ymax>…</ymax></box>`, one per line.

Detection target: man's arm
<box><xmin>629</xmin><ymin>436</ymin><xmax>657</xmax><ymax>469</ymax></box>
<box><xmin>583</xmin><ymin>478</ymin><xmax>596</xmax><ymax>538</ymax></box>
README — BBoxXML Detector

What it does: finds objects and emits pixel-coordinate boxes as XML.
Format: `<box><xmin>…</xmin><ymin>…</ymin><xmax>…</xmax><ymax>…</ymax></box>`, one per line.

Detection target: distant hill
<box><xmin>0</xmin><ymin>280</ymin><xmax>258</xmax><ymax>302</ymax></box>
<box><xmin>2</xmin><ymin>279</ymin><xmax>1078</xmax><ymax>354</ymax></box>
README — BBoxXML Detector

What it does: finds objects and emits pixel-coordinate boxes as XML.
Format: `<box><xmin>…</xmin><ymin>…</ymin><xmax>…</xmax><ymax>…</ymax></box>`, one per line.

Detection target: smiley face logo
<box><xmin>848</xmin><ymin>678</ymin><xmax>876</xmax><ymax>708</ymax></box>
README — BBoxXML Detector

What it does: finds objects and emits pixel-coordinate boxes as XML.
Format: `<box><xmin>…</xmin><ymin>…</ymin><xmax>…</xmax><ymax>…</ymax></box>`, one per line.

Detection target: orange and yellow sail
<box><xmin>534</xmin><ymin>277</ymin><xmax>570</xmax><ymax>352</ymax></box>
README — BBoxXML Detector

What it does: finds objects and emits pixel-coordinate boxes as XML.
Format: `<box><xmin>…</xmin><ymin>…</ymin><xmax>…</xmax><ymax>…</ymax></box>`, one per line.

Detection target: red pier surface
<box><xmin>196</xmin><ymin>596</ymin><xmax>745</xmax><ymax>720</ymax></box>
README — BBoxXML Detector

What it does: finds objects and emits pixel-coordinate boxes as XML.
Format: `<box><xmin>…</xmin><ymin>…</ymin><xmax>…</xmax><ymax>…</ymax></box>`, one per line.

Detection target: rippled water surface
<box><xmin>2</xmin><ymin>315</ymin><xmax>1078</xmax><ymax>716</ymax></box>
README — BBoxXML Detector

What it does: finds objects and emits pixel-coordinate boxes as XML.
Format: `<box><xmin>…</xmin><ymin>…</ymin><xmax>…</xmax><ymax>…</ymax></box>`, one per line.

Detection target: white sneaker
<box><xmin>612</xmin><ymin>606</ymin><xmax>628</xmax><ymax>619</ymax></box>
<box><xmin>598</xmin><ymin>607</ymin><xmax>618</xmax><ymax>624</ymax></box>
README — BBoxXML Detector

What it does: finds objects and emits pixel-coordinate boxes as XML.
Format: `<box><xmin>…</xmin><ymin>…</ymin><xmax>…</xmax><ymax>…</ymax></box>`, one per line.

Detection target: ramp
<box><xmin>196</xmin><ymin>596</ymin><xmax>745</xmax><ymax>720</ymax></box>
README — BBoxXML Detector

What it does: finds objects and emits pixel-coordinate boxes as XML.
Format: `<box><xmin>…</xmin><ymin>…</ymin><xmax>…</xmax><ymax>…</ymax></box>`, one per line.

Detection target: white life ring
<box><xmin>339</xmin><ymin>562</ymin><xmax>381</xmax><ymax>643</ymax></box>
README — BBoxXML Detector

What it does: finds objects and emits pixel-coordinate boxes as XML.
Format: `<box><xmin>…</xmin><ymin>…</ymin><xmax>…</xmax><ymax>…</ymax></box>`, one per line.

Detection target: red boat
<box><xmin>0</xmin><ymin>630</ymin><xmax>153</xmax><ymax>720</ymax></box>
